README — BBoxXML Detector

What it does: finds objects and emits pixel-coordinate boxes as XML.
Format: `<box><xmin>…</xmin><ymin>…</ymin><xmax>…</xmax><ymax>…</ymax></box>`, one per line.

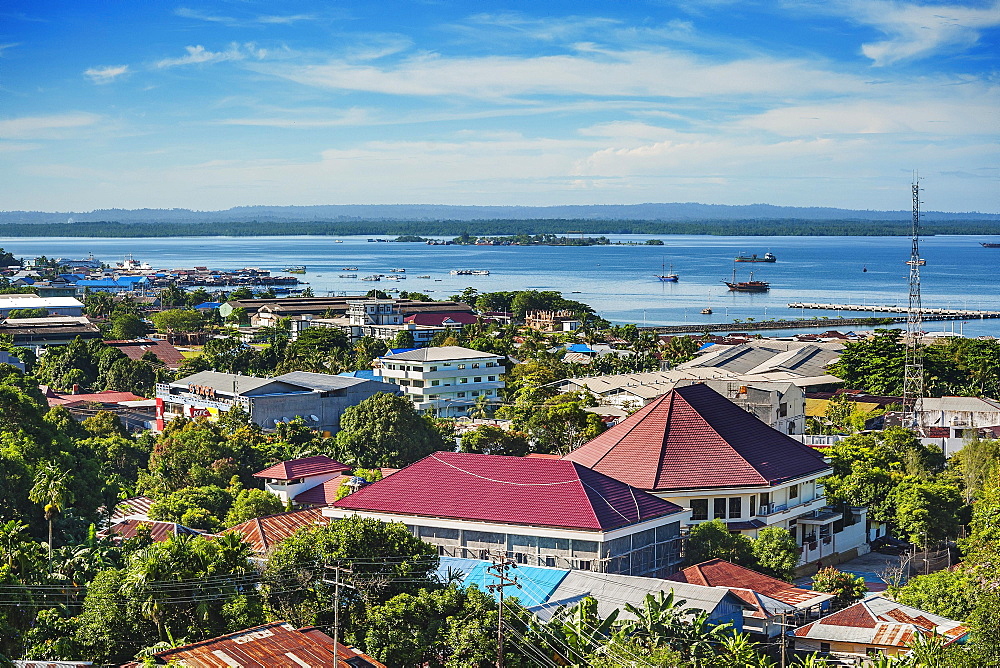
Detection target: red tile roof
<box><xmin>105</xmin><ymin>339</ymin><xmax>186</xmax><ymax>369</ymax></box>
<box><xmin>253</xmin><ymin>455</ymin><xmax>351</xmax><ymax>481</ymax></box>
<box><xmin>562</xmin><ymin>384</ymin><xmax>830</xmax><ymax>491</ymax></box>
<box><xmin>818</xmin><ymin>603</ymin><xmax>878</xmax><ymax>628</ymax></box>
<box><xmin>140</xmin><ymin>620</ymin><xmax>387</xmax><ymax>668</ymax></box>
<box><xmin>293</xmin><ymin>476</ymin><xmax>350</xmax><ymax>506</ymax></box>
<box><xmin>332</xmin><ymin>452</ymin><xmax>684</xmax><ymax>532</ymax></box>
<box><xmin>222</xmin><ymin>508</ymin><xmax>330</xmax><ymax>553</ymax></box>
<box><xmin>670</xmin><ymin>559</ymin><xmax>832</xmax><ymax>608</ymax></box>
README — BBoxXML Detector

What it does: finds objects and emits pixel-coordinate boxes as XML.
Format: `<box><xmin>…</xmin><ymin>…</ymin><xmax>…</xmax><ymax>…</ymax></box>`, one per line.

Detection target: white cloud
<box><xmin>83</xmin><ymin>64</ymin><xmax>129</xmax><ymax>84</ymax></box>
<box><xmin>0</xmin><ymin>113</ymin><xmax>101</xmax><ymax>139</ymax></box>
<box><xmin>219</xmin><ymin>107</ymin><xmax>371</xmax><ymax>128</ymax></box>
<box><xmin>0</xmin><ymin>42</ymin><xmax>20</xmax><ymax>56</ymax></box>
<box><xmin>174</xmin><ymin>7</ymin><xmax>316</xmax><ymax>27</ymax></box>
<box><xmin>155</xmin><ymin>43</ymin><xmax>267</xmax><ymax>69</ymax></box>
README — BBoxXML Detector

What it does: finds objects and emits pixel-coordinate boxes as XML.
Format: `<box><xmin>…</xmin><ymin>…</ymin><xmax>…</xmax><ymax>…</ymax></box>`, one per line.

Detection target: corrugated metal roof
<box><xmin>381</xmin><ymin>346</ymin><xmax>500</xmax><ymax>362</ymax></box>
<box><xmin>456</xmin><ymin>559</ymin><xmax>567</xmax><ymax>608</ymax></box>
<box><xmin>272</xmin><ymin>371</ymin><xmax>380</xmax><ymax>392</ymax></box>
<box><xmin>111</xmin><ymin>496</ymin><xmax>154</xmax><ymax>522</ymax></box>
<box><xmin>670</xmin><ymin>559</ymin><xmax>833</xmax><ymax>610</ymax></box>
<box><xmin>792</xmin><ymin>595</ymin><xmax>968</xmax><ymax>646</ymax></box>
<box><xmin>253</xmin><ymin>455</ymin><xmax>351</xmax><ymax>481</ymax></box>
<box><xmin>148</xmin><ymin>621</ymin><xmax>387</xmax><ymax>667</ymax></box>
<box><xmin>222</xmin><ymin>508</ymin><xmax>329</xmax><ymax>554</ymax></box>
<box><xmin>101</xmin><ymin>519</ymin><xmax>203</xmax><ymax>543</ymax></box>
<box><xmin>332</xmin><ymin>452</ymin><xmax>684</xmax><ymax>532</ymax></box>
<box><xmin>563</xmin><ymin>384</ymin><xmax>830</xmax><ymax>492</ymax></box>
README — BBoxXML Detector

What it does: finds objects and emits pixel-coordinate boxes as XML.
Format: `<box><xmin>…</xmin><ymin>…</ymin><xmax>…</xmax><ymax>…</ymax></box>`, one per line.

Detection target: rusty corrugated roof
<box><xmin>221</xmin><ymin>508</ymin><xmax>329</xmax><ymax>554</ymax></box>
<box><xmin>147</xmin><ymin>620</ymin><xmax>387</xmax><ymax>667</ymax></box>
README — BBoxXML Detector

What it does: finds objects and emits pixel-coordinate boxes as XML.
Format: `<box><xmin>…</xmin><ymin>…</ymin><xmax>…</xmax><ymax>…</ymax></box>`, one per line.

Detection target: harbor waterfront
<box><xmin>4</xmin><ymin>233</ymin><xmax>999</xmax><ymax>337</ymax></box>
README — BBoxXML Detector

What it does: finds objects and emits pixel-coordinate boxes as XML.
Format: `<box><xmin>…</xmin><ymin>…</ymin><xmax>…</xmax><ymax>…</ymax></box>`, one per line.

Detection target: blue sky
<box><xmin>1</xmin><ymin>0</ymin><xmax>998</xmax><ymax>213</ymax></box>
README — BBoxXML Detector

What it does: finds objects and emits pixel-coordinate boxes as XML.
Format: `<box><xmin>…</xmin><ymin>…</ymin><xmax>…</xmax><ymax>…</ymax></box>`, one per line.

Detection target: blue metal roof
<box><xmin>337</xmin><ymin>369</ymin><xmax>377</xmax><ymax>380</ymax></box>
<box><xmin>436</xmin><ymin>557</ymin><xmax>567</xmax><ymax>608</ymax></box>
<box><xmin>565</xmin><ymin>343</ymin><xmax>595</xmax><ymax>353</ymax></box>
<box><xmin>194</xmin><ymin>301</ymin><xmax>222</xmax><ymax>309</ymax></box>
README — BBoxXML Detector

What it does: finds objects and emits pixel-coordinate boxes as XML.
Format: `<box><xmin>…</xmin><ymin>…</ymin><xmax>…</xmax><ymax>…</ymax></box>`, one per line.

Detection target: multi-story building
<box><xmin>155</xmin><ymin>370</ymin><xmax>400</xmax><ymax>433</ymax></box>
<box><xmin>563</xmin><ymin>384</ymin><xmax>868</xmax><ymax>567</ymax></box>
<box><xmin>375</xmin><ymin>346</ymin><xmax>504</xmax><ymax>416</ymax></box>
<box><xmin>326</xmin><ymin>452</ymin><xmax>688</xmax><ymax>577</ymax></box>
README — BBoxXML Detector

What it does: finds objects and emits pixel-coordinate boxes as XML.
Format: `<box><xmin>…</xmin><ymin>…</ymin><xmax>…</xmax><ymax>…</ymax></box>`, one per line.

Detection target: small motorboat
<box><xmin>701</xmin><ymin>308</ymin><xmax>713</xmax><ymax>315</ymax></box>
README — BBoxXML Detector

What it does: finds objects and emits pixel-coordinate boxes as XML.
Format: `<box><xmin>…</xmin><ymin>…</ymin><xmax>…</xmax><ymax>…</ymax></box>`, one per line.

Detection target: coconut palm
<box><xmin>28</xmin><ymin>463</ymin><xmax>75</xmax><ymax>569</ymax></box>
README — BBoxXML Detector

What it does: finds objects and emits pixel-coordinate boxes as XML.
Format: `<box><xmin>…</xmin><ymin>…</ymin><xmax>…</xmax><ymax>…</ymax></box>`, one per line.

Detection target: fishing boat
<box><xmin>284</xmin><ymin>266</ymin><xmax>306</xmax><ymax>274</ymax></box>
<box><xmin>700</xmin><ymin>308</ymin><xmax>713</xmax><ymax>315</ymax></box>
<box><xmin>734</xmin><ymin>252</ymin><xmax>776</xmax><ymax>263</ymax></box>
<box><xmin>982</xmin><ymin>242</ymin><xmax>1000</xmax><ymax>248</ymax></box>
<box><xmin>450</xmin><ymin>269</ymin><xmax>490</xmax><ymax>275</ymax></box>
<box><xmin>654</xmin><ymin>260</ymin><xmax>678</xmax><ymax>282</ymax></box>
<box><xmin>416</xmin><ymin>275</ymin><xmax>431</xmax><ymax>279</ymax></box>
<box><xmin>341</xmin><ymin>266</ymin><xmax>359</xmax><ymax>271</ymax></box>
<box><xmin>724</xmin><ymin>267</ymin><xmax>769</xmax><ymax>292</ymax></box>
<box><xmin>360</xmin><ymin>275</ymin><xmax>381</xmax><ymax>281</ymax></box>
<box><xmin>339</xmin><ymin>274</ymin><xmax>358</xmax><ymax>278</ymax></box>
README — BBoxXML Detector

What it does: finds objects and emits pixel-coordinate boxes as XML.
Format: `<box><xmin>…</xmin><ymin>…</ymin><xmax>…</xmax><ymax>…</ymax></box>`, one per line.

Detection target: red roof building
<box><xmin>326</xmin><ymin>452</ymin><xmax>687</xmax><ymax>577</ymax></box>
<box><xmin>253</xmin><ymin>455</ymin><xmax>352</xmax><ymax>505</ymax></box>
<box><xmin>791</xmin><ymin>596</ymin><xmax>967</xmax><ymax>660</ymax></box>
<box><xmin>561</xmin><ymin>384</ymin><xmax>865</xmax><ymax>569</ymax></box>
<box><xmin>128</xmin><ymin>620</ymin><xmax>387</xmax><ymax>667</ymax></box>
<box><xmin>105</xmin><ymin>338</ymin><xmax>187</xmax><ymax>369</ymax></box>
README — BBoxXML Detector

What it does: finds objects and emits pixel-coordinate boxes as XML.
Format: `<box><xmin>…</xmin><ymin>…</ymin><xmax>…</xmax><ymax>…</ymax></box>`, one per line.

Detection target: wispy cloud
<box><xmin>84</xmin><ymin>64</ymin><xmax>129</xmax><ymax>84</ymax></box>
<box><xmin>174</xmin><ymin>7</ymin><xmax>316</xmax><ymax>27</ymax></box>
<box><xmin>155</xmin><ymin>43</ymin><xmax>267</xmax><ymax>68</ymax></box>
<box><xmin>0</xmin><ymin>113</ymin><xmax>101</xmax><ymax>140</ymax></box>
<box><xmin>0</xmin><ymin>42</ymin><xmax>20</xmax><ymax>56</ymax></box>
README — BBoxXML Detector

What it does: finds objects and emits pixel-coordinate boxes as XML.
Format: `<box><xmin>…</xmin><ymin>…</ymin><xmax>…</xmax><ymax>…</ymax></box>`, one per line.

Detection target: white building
<box><xmin>375</xmin><ymin>346</ymin><xmax>505</xmax><ymax>416</ymax></box>
<box><xmin>0</xmin><ymin>294</ymin><xmax>84</xmax><ymax>318</ymax></box>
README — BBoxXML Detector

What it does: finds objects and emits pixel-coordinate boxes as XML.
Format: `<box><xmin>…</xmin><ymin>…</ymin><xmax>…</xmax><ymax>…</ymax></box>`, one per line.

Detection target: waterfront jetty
<box><xmin>787</xmin><ymin>302</ymin><xmax>1000</xmax><ymax>319</ymax></box>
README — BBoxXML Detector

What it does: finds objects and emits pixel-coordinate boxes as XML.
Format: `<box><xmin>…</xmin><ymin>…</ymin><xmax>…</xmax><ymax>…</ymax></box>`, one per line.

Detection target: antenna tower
<box><xmin>902</xmin><ymin>176</ymin><xmax>925</xmax><ymax>432</ymax></box>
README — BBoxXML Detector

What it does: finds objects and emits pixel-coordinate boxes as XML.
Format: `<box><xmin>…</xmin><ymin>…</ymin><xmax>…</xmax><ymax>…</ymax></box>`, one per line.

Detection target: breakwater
<box><xmin>787</xmin><ymin>302</ymin><xmax>1000</xmax><ymax>319</ymax></box>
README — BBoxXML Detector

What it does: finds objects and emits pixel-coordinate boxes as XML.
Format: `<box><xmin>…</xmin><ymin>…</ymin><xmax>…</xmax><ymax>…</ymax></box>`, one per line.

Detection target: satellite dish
<box><xmin>310</xmin><ymin>415</ymin><xmax>320</xmax><ymax>422</ymax></box>
<box><xmin>272</xmin><ymin>419</ymin><xmax>281</xmax><ymax>426</ymax></box>
<box><xmin>282</xmin><ymin>417</ymin><xmax>291</xmax><ymax>423</ymax></box>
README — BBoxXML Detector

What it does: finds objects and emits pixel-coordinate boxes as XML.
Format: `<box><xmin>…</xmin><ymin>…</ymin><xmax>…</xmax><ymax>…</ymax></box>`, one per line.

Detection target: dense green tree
<box><xmin>392</xmin><ymin>329</ymin><xmax>416</xmax><ymax>349</ymax></box>
<box><xmin>458</xmin><ymin>424</ymin><xmax>530</xmax><ymax>457</ymax></box>
<box><xmin>224</xmin><ymin>488</ymin><xmax>283</xmax><ymax>527</ymax></box>
<box><xmin>141</xmin><ymin>418</ymin><xmax>262</xmax><ymax>494</ymax></box>
<box><xmin>828</xmin><ymin>329</ymin><xmax>906</xmax><ymax>395</ymax></box>
<box><xmin>106</xmin><ymin>313</ymin><xmax>147</xmax><ymax>340</ymax></box>
<box><xmin>147</xmin><ymin>485</ymin><xmax>234</xmax><ymax>532</ymax></box>
<box><xmin>685</xmin><ymin>520</ymin><xmax>754</xmax><ymax>567</ymax></box>
<box><xmin>811</xmin><ymin>567</ymin><xmax>867</xmax><ymax>606</ymax></box>
<box><xmin>892</xmin><ymin>567</ymin><xmax>978</xmax><ymax>620</ymax></box>
<box><xmin>750</xmin><ymin>527</ymin><xmax>800</xmax><ymax>582</ymax></box>
<box><xmin>892</xmin><ymin>479</ymin><xmax>964</xmax><ymax>545</ymax></box>
<box><xmin>335</xmin><ymin>392</ymin><xmax>445</xmax><ymax>468</ymax></box>
<box><xmin>150</xmin><ymin>309</ymin><xmax>204</xmax><ymax>334</ymax></box>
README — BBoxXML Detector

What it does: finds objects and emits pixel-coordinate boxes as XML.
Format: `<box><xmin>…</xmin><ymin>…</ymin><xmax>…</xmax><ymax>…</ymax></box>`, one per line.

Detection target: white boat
<box><xmin>361</xmin><ymin>275</ymin><xmax>380</xmax><ymax>281</ymax></box>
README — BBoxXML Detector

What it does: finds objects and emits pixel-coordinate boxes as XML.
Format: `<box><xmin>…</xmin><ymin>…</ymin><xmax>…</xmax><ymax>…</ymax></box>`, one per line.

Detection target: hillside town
<box><xmin>0</xmin><ymin>251</ymin><xmax>999</xmax><ymax>667</ymax></box>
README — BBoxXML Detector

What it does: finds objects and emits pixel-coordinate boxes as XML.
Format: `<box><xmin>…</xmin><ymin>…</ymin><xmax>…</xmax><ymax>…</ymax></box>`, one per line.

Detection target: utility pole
<box><xmin>486</xmin><ymin>552</ymin><xmax>521</xmax><ymax>668</ymax></box>
<box><xmin>902</xmin><ymin>175</ymin><xmax>926</xmax><ymax>434</ymax></box>
<box><xmin>323</xmin><ymin>562</ymin><xmax>355</xmax><ymax>659</ymax></box>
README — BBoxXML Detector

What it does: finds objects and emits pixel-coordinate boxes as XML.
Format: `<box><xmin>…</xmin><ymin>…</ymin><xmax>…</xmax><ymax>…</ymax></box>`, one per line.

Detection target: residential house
<box><xmin>375</xmin><ymin>345</ymin><xmax>504</xmax><ymax>416</ymax></box>
<box><xmin>126</xmin><ymin>620</ymin><xmax>387</xmax><ymax>668</ymax></box>
<box><xmin>551</xmin><ymin>373</ymin><xmax>806</xmax><ymax>435</ymax></box>
<box><xmin>155</xmin><ymin>370</ymin><xmax>400</xmax><ymax>432</ymax></box>
<box><xmin>791</xmin><ymin>596</ymin><xmax>967</xmax><ymax>661</ymax></box>
<box><xmin>252</xmin><ymin>455</ymin><xmax>352</xmax><ymax>504</ymax></box>
<box><xmin>669</xmin><ymin>558</ymin><xmax>833</xmax><ymax>637</ymax></box>
<box><xmin>917</xmin><ymin>396</ymin><xmax>1000</xmax><ymax>438</ymax></box>
<box><xmin>563</xmin><ymin>384</ymin><xmax>869</xmax><ymax>567</ymax></box>
<box><xmin>99</xmin><ymin>518</ymin><xmax>205</xmax><ymax>543</ymax></box>
<box><xmin>105</xmin><ymin>338</ymin><xmax>186</xmax><ymax>369</ymax></box>
<box><xmin>325</xmin><ymin>452</ymin><xmax>689</xmax><ymax>578</ymax></box>
<box><xmin>524</xmin><ymin>309</ymin><xmax>581</xmax><ymax>332</ymax></box>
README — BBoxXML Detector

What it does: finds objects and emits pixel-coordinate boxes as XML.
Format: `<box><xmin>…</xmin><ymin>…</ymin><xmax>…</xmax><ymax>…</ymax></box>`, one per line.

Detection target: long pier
<box><xmin>787</xmin><ymin>302</ymin><xmax>1000</xmax><ymax>319</ymax></box>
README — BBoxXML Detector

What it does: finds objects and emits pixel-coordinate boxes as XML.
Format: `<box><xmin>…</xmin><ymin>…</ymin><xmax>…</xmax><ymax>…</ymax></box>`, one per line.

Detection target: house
<box><xmin>0</xmin><ymin>316</ymin><xmax>102</xmax><ymax>348</ymax></box>
<box><xmin>375</xmin><ymin>345</ymin><xmax>504</xmax><ymax>416</ymax></box>
<box><xmin>674</xmin><ymin>341</ymin><xmax>844</xmax><ymax>392</ymax></box>
<box><xmin>0</xmin><ymin>293</ymin><xmax>84</xmax><ymax>317</ymax></box>
<box><xmin>524</xmin><ymin>309</ymin><xmax>581</xmax><ymax>332</ymax></box>
<box><xmin>105</xmin><ymin>338</ymin><xmax>186</xmax><ymax>369</ymax></box>
<box><xmin>562</xmin><ymin>384</ymin><xmax>869</xmax><ymax>566</ymax></box>
<box><xmin>252</xmin><ymin>455</ymin><xmax>352</xmax><ymax>504</ymax></box>
<box><xmin>917</xmin><ymin>396</ymin><xmax>1000</xmax><ymax>438</ymax></box>
<box><xmin>222</xmin><ymin>508</ymin><xmax>330</xmax><ymax>554</ymax></box>
<box><xmin>126</xmin><ymin>620</ymin><xmax>387</xmax><ymax>668</ymax></box>
<box><xmin>669</xmin><ymin>559</ymin><xmax>833</xmax><ymax>636</ymax></box>
<box><xmin>99</xmin><ymin>518</ymin><xmax>204</xmax><ymax>543</ymax></box>
<box><xmin>551</xmin><ymin>373</ymin><xmax>806</xmax><ymax>435</ymax></box>
<box><xmin>791</xmin><ymin>596</ymin><xmax>967</xmax><ymax>661</ymax></box>
<box><xmin>155</xmin><ymin>370</ymin><xmax>401</xmax><ymax>432</ymax></box>
<box><xmin>325</xmin><ymin>452</ymin><xmax>688</xmax><ymax>578</ymax></box>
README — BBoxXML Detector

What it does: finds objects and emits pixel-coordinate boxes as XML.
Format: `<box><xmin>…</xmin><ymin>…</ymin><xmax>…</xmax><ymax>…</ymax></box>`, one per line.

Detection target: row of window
<box><xmin>385</xmin><ymin>361</ymin><xmax>498</xmax><ymax>372</ymax></box>
<box><xmin>690</xmin><ymin>485</ymin><xmax>804</xmax><ymax>521</ymax></box>
<box><xmin>427</xmin><ymin>389</ymin><xmax>495</xmax><ymax>400</ymax></box>
<box><xmin>428</xmin><ymin>376</ymin><xmax>498</xmax><ymax>386</ymax></box>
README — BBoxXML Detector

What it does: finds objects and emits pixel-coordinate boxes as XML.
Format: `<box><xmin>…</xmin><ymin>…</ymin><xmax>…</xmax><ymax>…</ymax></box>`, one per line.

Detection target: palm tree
<box><xmin>29</xmin><ymin>463</ymin><xmax>75</xmax><ymax>569</ymax></box>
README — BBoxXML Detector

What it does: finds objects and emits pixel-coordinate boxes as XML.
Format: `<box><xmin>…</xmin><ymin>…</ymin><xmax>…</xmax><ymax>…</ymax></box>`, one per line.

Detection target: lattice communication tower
<box><xmin>902</xmin><ymin>177</ymin><xmax>925</xmax><ymax>432</ymax></box>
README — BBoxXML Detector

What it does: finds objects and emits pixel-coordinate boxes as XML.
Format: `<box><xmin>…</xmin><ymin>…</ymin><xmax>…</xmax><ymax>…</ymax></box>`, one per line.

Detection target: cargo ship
<box><xmin>734</xmin><ymin>252</ymin><xmax>776</xmax><ymax>263</ymax></box>
<box><xmin>724</xmin><ymin>268</ymin><xmax>769</xmax><ymax>292</ymax></box>
<box><xmin>981</xmin><ymin>242</ymin><xmax>1000</xmax><ymax>248</ymax></box>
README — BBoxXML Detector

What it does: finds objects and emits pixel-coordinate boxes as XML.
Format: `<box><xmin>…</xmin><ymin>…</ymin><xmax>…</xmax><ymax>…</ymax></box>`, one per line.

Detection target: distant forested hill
<box><xmin>1</xmin><ymin>202</ymin><xmax>998</xmax><ymax>226</ymax></box>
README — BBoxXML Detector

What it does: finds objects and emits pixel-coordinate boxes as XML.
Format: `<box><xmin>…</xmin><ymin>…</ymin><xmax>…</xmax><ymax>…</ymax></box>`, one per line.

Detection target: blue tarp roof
<box><xmin>436</xmin><ymin>557</ymin><xmax>568</xmax><ymax>607</ymax></box>
<box><xmin>77</xmin><ymin>276</ymin><xmax>149</xmax><ymax>288</ymax></box>
<box><xmin>194</xmin><ymin>302</ymin><xmax>222</xmax><ymax>309</ymax></box>
<box><xmin>337</xmin><ymin>370</ymin><xmax>377</xmax><ymax>380</ymax></box>
<box><xmin>388</xmin><ymin>347</ymin><xmax>420</xmax><ymax>355</ymax></box>
<box><xmin>565</xmin><ymin>343</ymin><xmax>595</xmax><ymax>353</ymax></box>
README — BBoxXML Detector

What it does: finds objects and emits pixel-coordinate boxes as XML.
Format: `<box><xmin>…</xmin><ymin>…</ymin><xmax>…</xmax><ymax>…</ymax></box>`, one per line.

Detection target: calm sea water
<box><xmin>3</xmin><ymin>234</ymin><xmax>999</xmax><ymax>337</ymax></box>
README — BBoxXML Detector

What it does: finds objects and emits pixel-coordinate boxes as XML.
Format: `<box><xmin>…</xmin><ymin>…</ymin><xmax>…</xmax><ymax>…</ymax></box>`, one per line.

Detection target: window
<box><xmin>486</xmin><ymin>361</ymin><xmax>496</xmax><ymax>367</ymax></box>
<box><xmin>485</xmin><ymin>390</ymin><xmax>493</xmax><ymax>396</ymax></box>
<box><xmin>749</xmin><ymin>495</ymin><xmax>757</xmax><ymax>517</ymax></box>
<box><xmin>691</xmin><ymin>499</ymin><xmax>708</xmax><ymax>521</ymax></box>
<box><xmin>577</xmin><ymin>560</ymin><xmax>592</xmax><ymax>571</ymax></box>
<box><xmin>471</xmin><ymin>391</ymin><xmax>480</xmax><ymax>396</ymax></box>
<box><xmin>431</xmin><ymin>380</ymin><xmax>440</xmax><ymax>386</ymax></box>
<box><xmin>460</xmin><ymin>377</ymin><xmax>468</xmax><ymax>384</ymax></box>
<box><xmin>429</xmin><ymin>366</ymin><xmax>438</xmax><ymax>372</ymax></box>
<box><xmin>457</xmin><ymin>392</ymin><xmax>466</xmax><ymax>398</ymax></box>
<box><xmin>457</xmin><ymin>364</ymin><xmax>466</xmax><ymax>370</ymax></box>
<box><xmin>820</xmin><ymin>643</ymin><xmax>830</xmax><ymax>654</ymax></box>
<box><xmin>474</xmin><ymin>377</ymin><xmax>482</xmax><ymax>383</ymax></box>
<box><xmin>866</xmin><ymin>648</ymin><xmax>884</xmax><ymax>658</ymax></box>
<box><xmin>714</xmin><ymin>498</ymin><xmax>727</xmax><ymax>519</ymax></box>
<box><xmin>729</xmin><ymin>497</ymin><xmax>742</xmax><ymax>519</ymax></box>
<box><xmin>545</xmin><ymin>556</ymin><xmax>556</xmax><ymax>567</ymax></box>
<box><xmin>472</xmin><ymin>363</ymin><xmax>480</xmax><ymax>368</ymax></box>
<box><xmin>788</xmin><ymin>484</ymin><xmax>799</xmax><ymax>500</ymax></box>
<box><xmin>514</xmin><ymin>552</ymin><xmax>528</xmax><ymax>564</ymax></box>
<box><xmin>479</xmin><ymin>549</ymin><xmax>489</xmax><ymax>560</ymax></box>
<box><xmin>488</xmin><ymin>376</ymin><xmax>497</xmax><ymax>382</ymax></box>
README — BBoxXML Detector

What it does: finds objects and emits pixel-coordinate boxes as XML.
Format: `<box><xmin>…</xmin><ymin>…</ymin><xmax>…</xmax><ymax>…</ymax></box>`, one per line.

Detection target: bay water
<box><xmin>3</xmin><ymin>234</ymin><xmax>998</xmax><ymax>337</ymax></box>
